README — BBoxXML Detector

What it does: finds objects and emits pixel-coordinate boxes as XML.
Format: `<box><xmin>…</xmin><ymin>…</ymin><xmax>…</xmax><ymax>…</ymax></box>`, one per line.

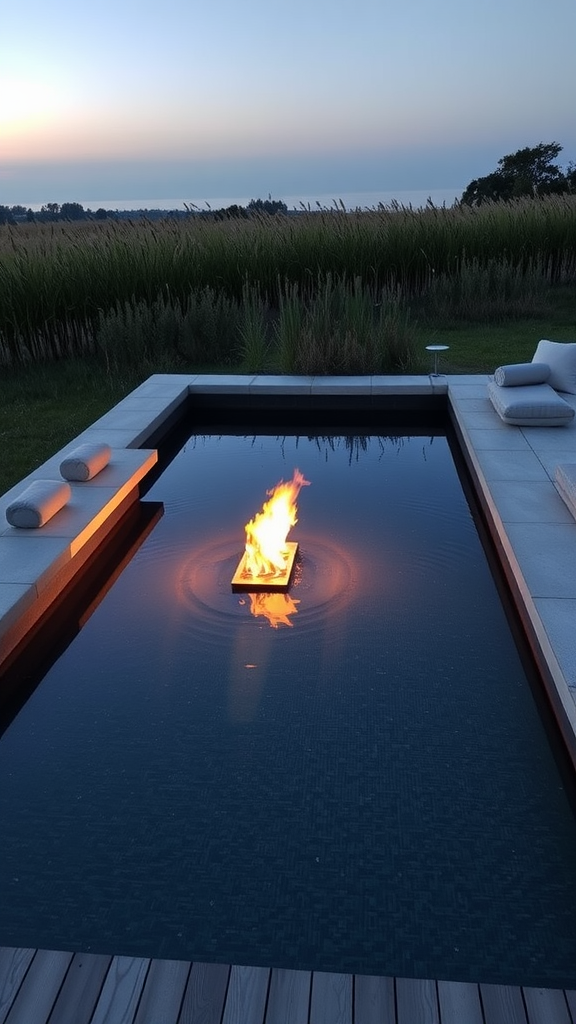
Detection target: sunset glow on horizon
<box><xmin>2</xmin><ymin>0</ymin><xmax>575</xmax><ymax>207</ymax></box>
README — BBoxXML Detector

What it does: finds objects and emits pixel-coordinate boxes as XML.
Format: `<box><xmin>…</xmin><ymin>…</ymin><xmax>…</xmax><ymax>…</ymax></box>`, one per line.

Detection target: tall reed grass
<box><xmin>275</xmin><ymin>275</ymin><xmax>414</xmax><ymax>373</ymax></box>
<box><xmin>1</xmin><ymin>195</ymin><xmax>574</xmax><ymax>370</ymax></box>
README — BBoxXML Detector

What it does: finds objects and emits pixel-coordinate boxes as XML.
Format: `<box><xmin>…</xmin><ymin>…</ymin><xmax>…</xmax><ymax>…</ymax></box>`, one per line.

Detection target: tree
<box><xmin>213</xmin><ymin>204</ymin><xmax>249</xmax><ymax>221</ymax></box>
<box><xmin>566</xmin><ymin>162</ymin><xmax>576</xmax><ymax>192</ymax></box>
<box><xmin>461</xmin><ymin>142</ymin><xmax>571</xmax><ymax>205</ymax></box>
<box><xmin>247</xmin><ymin>195</ymin><xmax>288</xmax><ymax>215</ymax></box>
<box><xmin>40</xmin><ymin>202</ymin><xmax>61</xmax><ymax>220</ymax></box>
<box><xmin>0</xmin><ymin>205</ymin><xmax>16</xmax><ymax>225</ymax></box>
<box><xmin>60</xmin><ymin>202</ymin><xmax>86</xmax><ymax>220</ymax></box>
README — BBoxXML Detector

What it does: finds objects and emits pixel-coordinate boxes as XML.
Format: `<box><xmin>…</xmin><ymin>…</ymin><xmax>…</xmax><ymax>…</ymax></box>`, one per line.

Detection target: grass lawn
<box><xmin>414</xmin><ymin>286</ymin><xmax>576</xmax><ymax>372</ymax></box>
<box><xmin>415</xmin><ymin>320</ymin><xmax>574</xmax><ymax>374</ymax></box>
<box><xmin>0</xmin><ymin>364</ymin><xmax>141</xmax><ymax>496</ymax></box>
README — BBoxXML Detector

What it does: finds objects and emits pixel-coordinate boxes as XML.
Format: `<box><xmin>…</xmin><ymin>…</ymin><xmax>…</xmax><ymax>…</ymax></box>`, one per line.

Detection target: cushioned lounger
<box><xmin>487</xmin><ymin>380</ymin><xmax>574</xmax><ymax>426</ymax></box>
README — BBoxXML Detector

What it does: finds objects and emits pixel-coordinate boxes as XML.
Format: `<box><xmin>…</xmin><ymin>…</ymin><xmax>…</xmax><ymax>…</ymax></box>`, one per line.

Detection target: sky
<box><xmin>2</xmin><ymin>0</ymin><xmax>576</xmax><ymax>209</ymax></box>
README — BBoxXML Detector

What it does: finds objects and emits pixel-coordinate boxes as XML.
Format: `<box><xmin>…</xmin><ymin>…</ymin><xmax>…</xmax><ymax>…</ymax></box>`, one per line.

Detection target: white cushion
<box><xmin>6</xmin><ymin>480</ymin><xmax>71</xmax><ymax>528</ymax></box>
<box><xmin>487</xmin><ymin>381</ymin><xmax>574</xmax><ymax>425</ymax></box>
<box><xmin>532</xmin><ymin>340</ymin><xmax>576</xmax><ymax>395</ymax></box>
<box><xmin>494</xmin><ymin>362</ymin><xmax>550</xmax><ymax>387</ymax></box>
<box><xmin>60</xmin><ymin>442</ymin><xmax>112</xmax><ymax>481</ymax></box>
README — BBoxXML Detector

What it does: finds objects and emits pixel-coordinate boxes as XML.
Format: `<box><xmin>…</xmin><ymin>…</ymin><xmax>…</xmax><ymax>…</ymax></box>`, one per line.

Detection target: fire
<box><xmin>243</xmin><ymin>468</ymin><xmax>310</xmax><ymax>580</ymax></box>
<box><xmin>248</xmin><ymin>591</ymin><xmax>301</xmax><ymax>628</ymax></box>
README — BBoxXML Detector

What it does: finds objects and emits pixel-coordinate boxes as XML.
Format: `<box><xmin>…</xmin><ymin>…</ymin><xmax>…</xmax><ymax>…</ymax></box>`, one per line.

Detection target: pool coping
<box><xmin>2</xmin><ymin>372</ymin><xmax>576</xmax><ymax>763</ymax></box>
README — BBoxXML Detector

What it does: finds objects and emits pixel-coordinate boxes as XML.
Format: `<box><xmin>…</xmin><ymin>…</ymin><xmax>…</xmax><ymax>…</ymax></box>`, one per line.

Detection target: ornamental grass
<box><xmin>0</xmin><ymin>194</ymin><xmax>575</xmax><ymax>372</ymax></box>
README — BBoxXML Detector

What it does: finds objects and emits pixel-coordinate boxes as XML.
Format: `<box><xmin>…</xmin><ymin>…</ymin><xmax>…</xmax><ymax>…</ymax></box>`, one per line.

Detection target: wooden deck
<box><xmin>1</xmin><ymin>947</ymin><xmax>576</xmax><ymax>1024</ymax></box>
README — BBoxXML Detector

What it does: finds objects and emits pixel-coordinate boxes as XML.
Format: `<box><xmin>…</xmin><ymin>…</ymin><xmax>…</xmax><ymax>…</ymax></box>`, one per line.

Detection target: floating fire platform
<box><xmin>231</xmin><ymin>542</ymin><xmax>298</xmax><ymax>592</ymax></box>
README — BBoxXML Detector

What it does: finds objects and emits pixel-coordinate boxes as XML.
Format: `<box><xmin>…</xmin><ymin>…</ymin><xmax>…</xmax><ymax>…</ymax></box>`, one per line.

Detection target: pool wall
<box><xmin>2</xmin><ymin>372</ymin><xmax>576</xmax><ymax>768</ymax></box>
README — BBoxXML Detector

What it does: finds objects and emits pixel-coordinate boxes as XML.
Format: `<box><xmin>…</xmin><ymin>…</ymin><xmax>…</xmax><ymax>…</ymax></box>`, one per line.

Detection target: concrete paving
<box><xmin>449</xmin><ymin>375</ymin><xmax>576</xmax><ymax>760</ymax></box>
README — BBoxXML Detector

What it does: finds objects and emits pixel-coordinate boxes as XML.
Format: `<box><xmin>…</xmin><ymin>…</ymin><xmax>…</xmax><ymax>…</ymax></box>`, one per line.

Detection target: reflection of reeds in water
<box><xmin>187</xmin><ymin>433</ymin><xmax>429</xmax><ymax>467</ymax></box>
<box><xmin>2</xmin><ymin>194</ymin><xmax>575</xmax><ymax>367</ymax></box>
<box><xmin>311</xmin><ymin>434</ymin><xmax>409</xmax><ymax>465</ymax></box>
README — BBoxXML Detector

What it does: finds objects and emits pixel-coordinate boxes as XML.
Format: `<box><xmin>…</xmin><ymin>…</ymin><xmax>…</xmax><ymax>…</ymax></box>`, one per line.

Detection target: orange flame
<box><xmin>248</xmin><ymin>591</ymin><xmax>301</xmax><ymax>628</ymax></box>
<box><xmin>244</xmin><ymin>468</ymin><xmax>310</xmax><ymax>579</ymax></box>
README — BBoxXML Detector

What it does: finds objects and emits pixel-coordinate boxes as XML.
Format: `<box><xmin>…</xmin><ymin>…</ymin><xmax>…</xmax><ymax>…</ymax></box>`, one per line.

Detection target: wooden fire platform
<box><xmin>231</xmin><ymin>542</ymin><xmax>298</xmax><ymax>592</ymax></box>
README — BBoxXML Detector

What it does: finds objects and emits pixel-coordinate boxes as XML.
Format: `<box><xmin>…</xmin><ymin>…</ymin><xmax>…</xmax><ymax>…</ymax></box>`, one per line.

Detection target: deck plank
<box><xmin>480</xmin><ymin>983</ymin><xmax>527</xmax><ymax>1024</ymax></box>
<box><xmin>265</xmin><ymin>968</ymin><xmax>311</xmax><ymax>1024</ymax></box>
<box><xmin>178</xmin><ymin>962</ymin><xmax>230</xmax><ymax>1024</ymax></box>
<box><xmin>2</xmin><ymin>948</ymin><xmax>73</xmax><ymax>1024</ymax></box>
<box><xmin>89</xmin><ymin>955</ymin><xmax>150</xmax><ymax>1024</ymax></box>
<box><xmin>46</xmin><ymin>952</ymin><xmax>112</xmax><ymax>1024</ymax></box>
<box><xmin>396</xmin><ymin>977</ymin><xmax>439</xmax><ymax>1024</ymax></box>
<box><xmin>309</xmin><ymin>971</ymin><xmax>353</xmax><ymax>1024</ymax></box>
<box><xmin>133</xmin><ymin>958</ymin><xmax>191</xmax><ymax>1024</ymax></box>
<box><xmin>437</xmin><ymin>980</ymin><xmax>483</xmax><ymax>1024</ymax></box>
<box><xmin>523</xmin><ymin>986</ymin><xmax>571</xmax><ymax>1024</ymax></box>
<box><xmin>2</xmin><ymin>943</ymin><xmax>576</xmax><ymax>1024</ymax></box>
<box><xmin>354</xmin><ymin>973</ymin><xmax>395</xmax><ymax>1024</ymax></box>
<box><xmin>0</xmin><ymin>948</ymin><xmax>35</xmax><ymax>1024</ymax></box>
<box><xmin>221</xmin><ymin>965</ymin><xmax>270</xmax><ymax>1024</ymax></box>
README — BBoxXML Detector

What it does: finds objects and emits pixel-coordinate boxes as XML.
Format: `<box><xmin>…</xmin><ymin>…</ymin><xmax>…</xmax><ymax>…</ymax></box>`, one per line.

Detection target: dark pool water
<box><xmin>2</xmin><ymin>420</ymin><xmax>576</xmax><ymax>987</ymax></box>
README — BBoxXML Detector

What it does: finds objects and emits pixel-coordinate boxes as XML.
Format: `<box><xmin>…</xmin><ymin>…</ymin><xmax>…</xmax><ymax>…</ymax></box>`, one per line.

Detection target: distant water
<box><xmin>27</xmin><ymin>188</ymin><xmax>462</xmax><ymax>213</ymax></box>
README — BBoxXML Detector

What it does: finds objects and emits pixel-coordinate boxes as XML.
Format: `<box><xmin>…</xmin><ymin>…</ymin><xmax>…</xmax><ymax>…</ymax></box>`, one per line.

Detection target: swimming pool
<box><xmin>1</xmin><ymin>407</ymin><xmax>576</xmax><ymax>988</ymax></box>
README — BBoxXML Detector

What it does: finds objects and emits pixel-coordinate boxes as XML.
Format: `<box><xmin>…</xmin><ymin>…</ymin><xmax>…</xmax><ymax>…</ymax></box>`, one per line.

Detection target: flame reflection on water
<box><xmin>175</xmin><ymin>531</ymin><xmax>370</xmax><ymax>721</ymax></box>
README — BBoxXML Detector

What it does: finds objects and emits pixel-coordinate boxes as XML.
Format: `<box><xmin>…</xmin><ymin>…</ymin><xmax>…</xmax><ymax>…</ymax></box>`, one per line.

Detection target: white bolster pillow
<box><xmin>60</xmin><ymin>442</ymin><xmax>112</xmax><ymax>481</ymax></box>
<box><xmin>494</xmin><ymin>362</ymin><xmax>550</xmax><ymax>387</ymax></box>
<box><xmin>6</xmin><ymin>479</ymin><xmax>71</xmax><ymax>529</ymax></box>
